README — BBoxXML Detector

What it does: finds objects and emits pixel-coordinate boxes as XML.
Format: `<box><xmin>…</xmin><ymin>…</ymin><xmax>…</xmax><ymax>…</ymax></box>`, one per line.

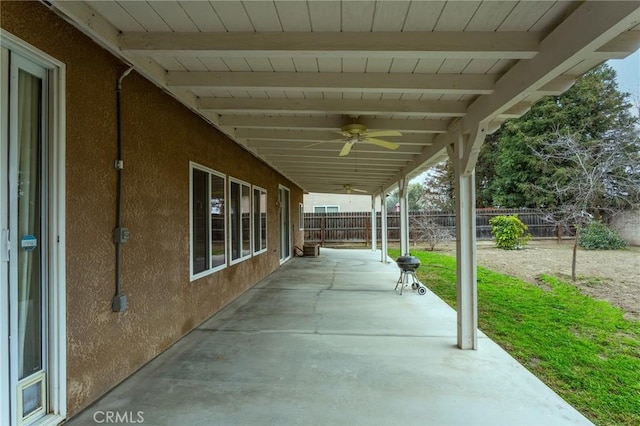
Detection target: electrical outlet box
<box><xmin>112</xmin><ymin>294</ymin><xmax>128</xmax><ymax>312</ymax></box>
<box><xmin>113</xmin><ymin>227</ymin><xmax>131</xmax><ymax>243</ymax></box>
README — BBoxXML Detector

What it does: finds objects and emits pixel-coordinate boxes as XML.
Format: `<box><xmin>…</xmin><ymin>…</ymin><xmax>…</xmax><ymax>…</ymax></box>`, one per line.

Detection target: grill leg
<box><xmin>395</xmin><ymin>269</ymin><xmax>425</xmax><ymax>296</ymax></box>
<box><xmin>396</xmin><ymin>270</ymin><xmax>415</xmax><ymax>295</ymax></box>
<box><xmin>395</xmin><ymin>271</ymin><xmax>407</xmax><ymax>295</ymax></box>
<box><xmin>410</xmin><ymin>271</ymin><xmax>418</xmax><ymax>287</ymax></box>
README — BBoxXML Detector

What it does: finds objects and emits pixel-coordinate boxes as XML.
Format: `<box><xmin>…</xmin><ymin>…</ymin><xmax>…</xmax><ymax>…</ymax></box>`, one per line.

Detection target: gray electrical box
<box><xmin>112</xmin><ymin>294</ymin><xmax>128</xmax><ymax>312</ymax></box>
<box><xmin>113</xmin><ymin>227</ymin><xmax>131</xmax><ymax>243</ymax></box>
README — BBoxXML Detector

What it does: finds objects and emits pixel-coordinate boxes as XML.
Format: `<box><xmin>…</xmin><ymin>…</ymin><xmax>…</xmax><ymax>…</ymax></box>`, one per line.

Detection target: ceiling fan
<box><xmin>343</xmin><ymin>184</ymin><xmax>367</xmax><ymax>194</ymax></box>
<box><xmin>332</xmin><ymin>123</ymin><xmax>402</xmax><ymax>157</ymax></box>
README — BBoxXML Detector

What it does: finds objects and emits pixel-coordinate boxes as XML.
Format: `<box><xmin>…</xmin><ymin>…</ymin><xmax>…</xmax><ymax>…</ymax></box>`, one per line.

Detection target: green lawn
<box><xmin>388</xmin><ymin>248</ymin><xmax>640</xmax><ymax>426</ymax></box>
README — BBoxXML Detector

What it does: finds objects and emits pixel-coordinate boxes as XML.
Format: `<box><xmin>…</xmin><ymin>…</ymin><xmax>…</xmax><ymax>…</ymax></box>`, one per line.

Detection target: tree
<box><xmin>476</xmin><ymin>64</ymin><xmax>638</xmax><ymax>209</ymax></box>
<box><xmin>422</xmin><ymin>161</ymin><xmax>456</xmax><ymax>210</ymax></box>
<box><xmin>535</xmin><ymin>129</ymin><xmax>640</xmax><ymax>280</ymax></box>
<box><xmin>411</xmin><ymin>216</ymin><xmax>453</xmax><ymax>251</ymax></box>
<box><xmin>386</xmin><ymin>182</ymin><xmax>426</xmax><ymax>212</ymax></box>
<box><xmin>475</xmin><ymin>133</ymin><xmax>500</xmax><ymax>208</ymax></box>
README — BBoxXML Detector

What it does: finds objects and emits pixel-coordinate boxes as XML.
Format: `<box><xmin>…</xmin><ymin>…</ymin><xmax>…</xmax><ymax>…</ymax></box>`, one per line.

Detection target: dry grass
<box><xmin>428</xmin><ymin>240</ymin><xmax>640</xmax><ymax>320</ymax></box>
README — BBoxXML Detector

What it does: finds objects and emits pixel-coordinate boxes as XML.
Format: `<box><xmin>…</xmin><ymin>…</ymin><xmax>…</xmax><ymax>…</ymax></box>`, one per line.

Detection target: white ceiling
<box><xmin>50</xmin><ymin>1</ymin><xmax>640</xmax><ymax>196</ymax></box>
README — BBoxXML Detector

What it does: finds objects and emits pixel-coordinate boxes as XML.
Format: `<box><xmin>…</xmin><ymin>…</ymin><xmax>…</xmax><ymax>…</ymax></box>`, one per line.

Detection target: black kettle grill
<box><xmin>394</xmin><ymin>254</ymin><xmax>427</xmax><ymax>295</ymax></box>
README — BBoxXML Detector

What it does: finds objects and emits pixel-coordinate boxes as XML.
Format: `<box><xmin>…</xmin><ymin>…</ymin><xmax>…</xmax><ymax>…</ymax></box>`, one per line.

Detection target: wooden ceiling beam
<box><xmin>277</xmin><ymin>164</ymin><xmax>399</xmax><ymax>172</ymax></box>
<box><xmin>262</xmin><ymin>152</ymin><xmax>412</xmax><ymax>161</ymax></box>
<box><xmin>592</xmin><ymin>30</ymin><xmax>640</xmax><ymax>59</ymax></box>
<box><xmin>120</xmin><ymin>31</ymin><xmax>541</xmax><ymax>59</ymax></box>
<box><xmin>220</xmin><ymin>115</ymin><xmax>449</xmax><ymax>133</ymax></box>
<box><xmin>200</xmin><ymin>98</ymin><xmax>467</xmax><ymax>117</ymax></box>
<box><xmin>238</xmin><ymin>129</ymin><xmax>431</xmax><ymax>145</ymax></box>
<box><xmin>168</xmin><ymin>72</ymin><xmax>496</xmax><ymax>94</ymax></box>
<box><xmin>248</xmin><ymin>143</ymin><xmax>422</xmax><ymax>157</ymax></box>
<box><xmin>266</xmin><ymin>156</ymin><xmax>409</xmax><ymax>166</ymax></box>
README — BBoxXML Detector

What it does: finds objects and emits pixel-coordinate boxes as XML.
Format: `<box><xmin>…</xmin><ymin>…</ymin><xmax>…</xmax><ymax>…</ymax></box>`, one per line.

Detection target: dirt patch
<box><xmin>437</xmin><ymin>240</ymin><xmax>640</xmax><ymax>321</ymax></box>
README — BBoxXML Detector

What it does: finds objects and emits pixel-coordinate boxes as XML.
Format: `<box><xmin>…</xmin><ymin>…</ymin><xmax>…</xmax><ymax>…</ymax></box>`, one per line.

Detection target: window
<box><xmin>279</xmin><ymin>185</ymin><xmax>291</xmax><ymax>262</ymax></box>
<box><xmin>299</xmin><ymin>203</ymin><xmax>304</xmax><ymax>230</ymax></box>
<box><xmin>230</xmin><ymin>178</ymin><xmax>252</xmax><ymax>263</ymax></box>
<box><xmin>314</xmin><ymin>205</ymin><xmax>339</xmax><ymax>213</ymax></box>
<box><xmin>253</xmin><ymin>186</ymin><xmax>267</xmax><ymax>254</ymax></box>
<box><xmin>190</xmin><ymin>163</ymin><xmax>226</xmax><ymax>279</ymax></box>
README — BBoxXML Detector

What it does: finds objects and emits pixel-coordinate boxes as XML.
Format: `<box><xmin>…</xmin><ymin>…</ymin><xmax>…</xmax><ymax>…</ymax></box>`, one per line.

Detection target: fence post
<box><xmin>321</xmin><ymin>216</ymin><xmax>326</xmax><ymax>247</ymax></box>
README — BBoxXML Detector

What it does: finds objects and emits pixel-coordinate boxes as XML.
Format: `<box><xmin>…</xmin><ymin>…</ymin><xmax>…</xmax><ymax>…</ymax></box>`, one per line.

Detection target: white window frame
<box><xmin>252</xmin><ymin>185</ymin><xmax>267</xmax><ymax>255</ymax></box>
<box><xmin>299</xmin><ymin>203</ymin><xmax>304</xmax><ymax>230</ymax></box>
<box><xmin>1</xmin><ymin>30</ymin><xmax>67</xmax><ymax>426</ymax></box>
<box><xmin>189</xmin><ymin>162</ymin><xmax>227</xmax><ymax>281</ymax></box>
<box><xmin>228</xmin><ymin>177</ymin><xmax>252</xmax><ymax>265</ymax></box>
<box><xmin>314</xmin><ymin>205</ymin><xmax>340</xmax><ymax>213</ymax></box>
<box><xmin>278</xmin><ymin>185</ymin><xmax>292</xmax><ymax>264</ymax></box>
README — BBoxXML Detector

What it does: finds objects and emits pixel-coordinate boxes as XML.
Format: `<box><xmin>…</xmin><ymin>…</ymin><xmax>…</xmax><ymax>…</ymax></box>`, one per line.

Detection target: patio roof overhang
<box><xmin>48</xmin><ymin>0</ymin><xmax>640</xmax><ymax>197</ymax></box>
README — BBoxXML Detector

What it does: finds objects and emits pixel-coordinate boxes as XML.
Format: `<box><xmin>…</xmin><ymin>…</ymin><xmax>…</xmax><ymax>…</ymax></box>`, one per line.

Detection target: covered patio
<box><xmin>67</xmin><ymin>249</ymin><xmax>590</xmax><ymax>425</ymax></box>
<box><xmin>2</xmin><ymin>2</ymin><xmax>638</xmax><ymax>424</ymax></box>
<box><xmin>50</xmin><ymin>0</ymin><xmax>640</xmax><ymax>351</ymax></box>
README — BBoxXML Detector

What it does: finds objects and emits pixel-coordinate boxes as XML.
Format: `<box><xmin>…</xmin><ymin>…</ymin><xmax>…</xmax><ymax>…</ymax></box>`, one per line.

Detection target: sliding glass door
<box><xmin>2</xmin><ymin>49</ymin><xmax>49</xmax><ymax>426</ymax></box>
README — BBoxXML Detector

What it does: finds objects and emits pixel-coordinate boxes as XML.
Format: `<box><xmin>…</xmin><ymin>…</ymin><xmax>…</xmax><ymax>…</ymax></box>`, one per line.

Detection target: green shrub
<box><xmin>578</xmin><ymin>220</ymin><xmax>627</xmax><ymax>250</ymax></box>
<box><xmin>489</xmin><ymin>215</ymin><xmax>531</xmax><ymax>250</ymax></box>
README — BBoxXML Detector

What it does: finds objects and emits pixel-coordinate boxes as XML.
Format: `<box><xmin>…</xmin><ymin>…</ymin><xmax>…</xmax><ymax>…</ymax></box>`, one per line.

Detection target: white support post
<box><xmin>449</xmin><ymin>127</ymin><xmax>482</xmax><ymax>350</ymax></box>
<box><xmin>371</xmin><ymin>195</ymin><xmax>377</xmax><ymax>252</ymax></box>
<box><xmin>380</xmin><ymin>192</ymin><xmax>388</xmax><ymax>263</ymax></box>
<box><xmin>455</xmin><ymin>170</ymin><xmax>478</xmax><ymax>350</ymax></box>
<box><xmin>398</xmin><ymin>177</ymin><xmax>410</xmax><ymax>255</ymax></box>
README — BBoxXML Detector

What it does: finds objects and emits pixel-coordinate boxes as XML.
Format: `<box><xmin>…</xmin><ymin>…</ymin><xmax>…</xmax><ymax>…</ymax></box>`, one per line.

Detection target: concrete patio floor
<box><xmin>68</xmin><ymin>248</ymin><xmax>592</xmax><ymax>425</ymax></box>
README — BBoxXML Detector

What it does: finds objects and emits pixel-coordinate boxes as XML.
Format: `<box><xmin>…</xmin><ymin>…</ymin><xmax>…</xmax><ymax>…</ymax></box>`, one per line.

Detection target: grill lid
<box><xmin>396</xmin><ymin>254</ymin><xmax>420</xmax><ymax>268</ymax></box>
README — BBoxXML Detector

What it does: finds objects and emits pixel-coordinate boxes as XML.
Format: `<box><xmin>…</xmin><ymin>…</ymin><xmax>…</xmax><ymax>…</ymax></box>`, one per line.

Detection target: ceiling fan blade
<box><xmin>364</xmin><ymin>130</ymin><xmax>402</xmax><ymax>138</ymax></box>
<box><xmin>343</xmin><ymin>184</ymin><xmax>367</xmax><ymax>194</ymax></box>
<box><xmin>364</xmin><ymin>137</ymin><xmax>400</xmax><ymax>150</ymax></box>
<box><xmin>339</xmin><ymin>141</ymin><xmax>354</xmax><ymax>157</ymax></box>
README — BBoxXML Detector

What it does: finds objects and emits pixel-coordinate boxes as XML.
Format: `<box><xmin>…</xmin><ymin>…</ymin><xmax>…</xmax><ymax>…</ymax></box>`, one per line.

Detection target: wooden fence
<box><xmin>304</xmin><ymin>208</ymin><xmax>563</xmax><ymax>244</ymax></box>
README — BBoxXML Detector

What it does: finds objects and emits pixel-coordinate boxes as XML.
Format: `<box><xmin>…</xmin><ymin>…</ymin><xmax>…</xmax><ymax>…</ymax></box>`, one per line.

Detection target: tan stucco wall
<box><xmin>2</xmin><ymin>1</ymin><xmax>304</xmax><ymax>417</ymax></box>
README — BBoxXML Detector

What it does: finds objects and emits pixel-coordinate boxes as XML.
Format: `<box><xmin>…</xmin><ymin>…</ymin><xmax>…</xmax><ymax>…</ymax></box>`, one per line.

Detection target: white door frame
<box><xmin>1</xmin><ymin>44</ymin><xmax>11</xmax><ymax>426</ymax></box>
<box><xmin>1</xmin><ymin>30</ymin><xmax>66</xmax><ymax>426</ymax></box>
